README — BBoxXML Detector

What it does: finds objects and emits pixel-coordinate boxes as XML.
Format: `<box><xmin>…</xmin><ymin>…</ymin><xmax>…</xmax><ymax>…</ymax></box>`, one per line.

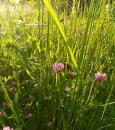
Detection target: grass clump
<box><xmin>0</xmin><ymin>0</ymin><xmax>115</xmax><ymax>130</ymax></box>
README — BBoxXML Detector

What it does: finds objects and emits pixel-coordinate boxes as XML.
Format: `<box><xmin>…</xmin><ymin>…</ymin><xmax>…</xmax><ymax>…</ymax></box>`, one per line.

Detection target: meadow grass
<box><xmin>0</xmin><ymin>0</ymin><xmax>115</xmax><ymax>130</ymax></box>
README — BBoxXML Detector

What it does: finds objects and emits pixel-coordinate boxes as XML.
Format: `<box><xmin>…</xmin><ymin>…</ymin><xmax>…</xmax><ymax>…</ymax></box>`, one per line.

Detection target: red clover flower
<box><xmin>95</xmin><ymin>72</ymin><xmax>107</xmax><ymax>82</ymax></box>
<box><xmin>3</xmin><ymin>126</ymin><xmax>14</xmax><ymax>130</ymax></box>
<box><xmin>52</xmin><ymin>63</ymin><xmax>64</xmax><ymax>73</ymax></box>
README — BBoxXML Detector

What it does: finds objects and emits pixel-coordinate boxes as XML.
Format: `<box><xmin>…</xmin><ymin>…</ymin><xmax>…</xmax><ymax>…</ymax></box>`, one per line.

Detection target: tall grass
<box><xmin>0</xmin><ymin>0</ymin><xmax>115</xmax><ymax>130</ymax></box>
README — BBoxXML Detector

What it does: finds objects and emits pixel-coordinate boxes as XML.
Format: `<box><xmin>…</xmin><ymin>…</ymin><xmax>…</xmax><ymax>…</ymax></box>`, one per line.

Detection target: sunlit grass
<box><xmin>0</xmin><ymin>0</ymin><xmax>115</xmax><ymax>130</ymax></box>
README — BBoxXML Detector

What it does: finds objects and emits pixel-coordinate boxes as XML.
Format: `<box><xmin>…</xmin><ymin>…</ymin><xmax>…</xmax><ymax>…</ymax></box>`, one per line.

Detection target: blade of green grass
<box><xmin>43</xmin><ymin>0</ymin><xmax>79</xmax><ymax>72</ymax></box>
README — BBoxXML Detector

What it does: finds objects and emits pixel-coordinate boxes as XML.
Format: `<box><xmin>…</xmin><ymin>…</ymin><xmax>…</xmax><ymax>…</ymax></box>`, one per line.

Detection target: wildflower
<box><xmin>52</xmin><ymin>63</ymin><xmax>64</xmax><ymax>73</ymax></box>
<box><xmin>3</xmin><ymin>126</ymin><xmax>13</xmax><ymax>130</ymax></box>
<box><xmin>95</xmin><ymin>72</ymin><xmax>107</xmax><ymax>82</ymax></box>
<box><xmin>27</xmin><ymin>112</ymin><xmax>33</xmax><ymax>120</ymax></box>
<box><xmin>69</xmin><ymin>71</ymin><xmax>77</xmax><ymax>77</ymax></box>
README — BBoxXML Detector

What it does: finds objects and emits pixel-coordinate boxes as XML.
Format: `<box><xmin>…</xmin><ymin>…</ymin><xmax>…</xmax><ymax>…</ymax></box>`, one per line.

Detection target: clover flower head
<box><xmin>95</xmin><ymin>72</ymin><xmax>107</xmax><ymax>82</ymax></box>
<box><xmin>3</xmin><ymin>126</ymin><xmax>13</xmax><ymax>130</ymax></box>
<box><xmin>52</xmin><ymin>63</ymin><xmax>64</xmax><ymax>73</ymax></box>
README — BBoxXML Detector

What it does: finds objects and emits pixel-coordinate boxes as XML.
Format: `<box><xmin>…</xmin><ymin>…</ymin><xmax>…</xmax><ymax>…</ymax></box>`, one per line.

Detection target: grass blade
<box><xmin>43</xmin><ymin>0</ymin><xmax>79</xmax><ymax>72</ymax></box>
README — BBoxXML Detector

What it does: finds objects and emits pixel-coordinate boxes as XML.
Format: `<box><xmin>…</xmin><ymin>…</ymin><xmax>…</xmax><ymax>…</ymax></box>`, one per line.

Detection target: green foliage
<box><xmin>0</xmin><ymin>0</ymin><xmax>115</xmax><ymax>130</ymax></box>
